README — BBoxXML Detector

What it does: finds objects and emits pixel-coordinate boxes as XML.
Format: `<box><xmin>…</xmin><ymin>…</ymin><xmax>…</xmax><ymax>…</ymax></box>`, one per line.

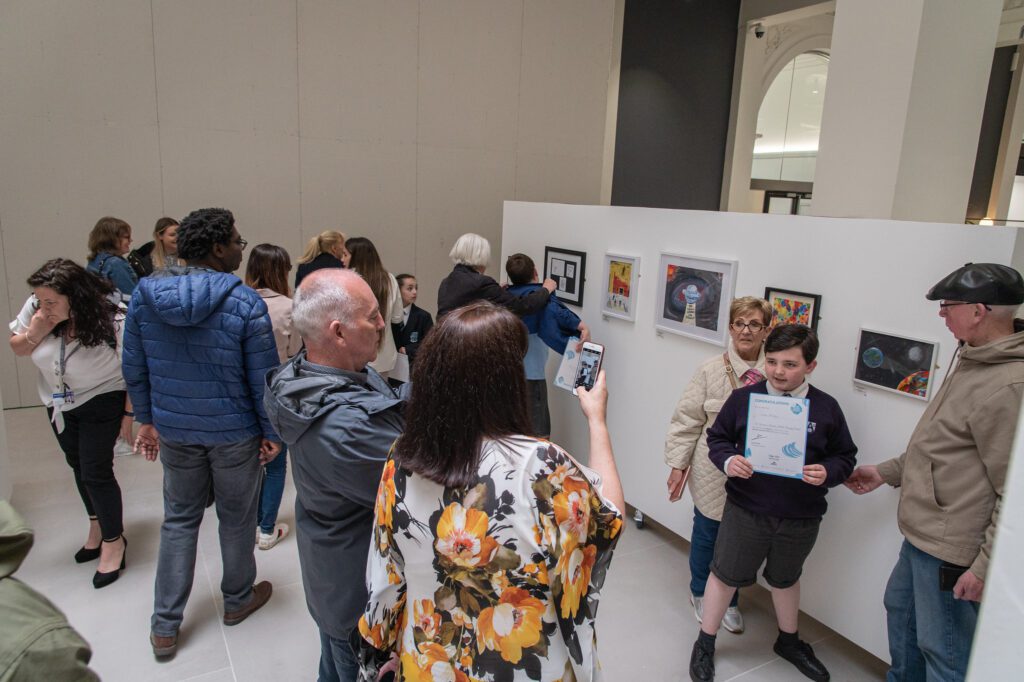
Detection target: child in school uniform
<box><xmin>689</xmin><ymin>324</ymin><xmax>857</xmax><ymax>682</ymax></box>
<box><xmin>391</xmin><ymin>274</ymin><xmax>433</xmax><ymax>367</ymax></box>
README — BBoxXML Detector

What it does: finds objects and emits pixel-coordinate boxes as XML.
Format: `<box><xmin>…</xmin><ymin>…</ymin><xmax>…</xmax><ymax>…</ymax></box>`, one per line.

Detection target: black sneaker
<box><xmin>773</xmin><ymin>639</ymin><xmax>830</xmax><ymax>682</ymax></box>
<box><xmin>689</xmin><ymin>639</ymin><xmax>715</xmax><ymax>682</ymax></box>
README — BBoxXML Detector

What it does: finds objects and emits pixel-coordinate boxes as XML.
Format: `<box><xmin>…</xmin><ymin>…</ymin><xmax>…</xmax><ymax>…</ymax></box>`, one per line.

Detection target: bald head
<box><xmin>292</xmin><ymin>269</ymin><xmax>366</xmax><ymax>345</ymax></box>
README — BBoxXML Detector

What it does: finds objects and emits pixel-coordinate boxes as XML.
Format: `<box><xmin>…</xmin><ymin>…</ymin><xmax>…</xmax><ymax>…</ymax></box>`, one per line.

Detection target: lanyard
<box><xmin>57</xmin><ymin>334</ymin><xmax>81</xmax><ymax>393</ymax></box>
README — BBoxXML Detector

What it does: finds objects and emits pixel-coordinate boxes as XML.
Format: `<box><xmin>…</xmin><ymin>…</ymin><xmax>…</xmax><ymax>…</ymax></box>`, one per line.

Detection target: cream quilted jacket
<box><xmin>663</xmin><ymin>343</ymin><xmax>765</xmax><ymax>520</ymax></box>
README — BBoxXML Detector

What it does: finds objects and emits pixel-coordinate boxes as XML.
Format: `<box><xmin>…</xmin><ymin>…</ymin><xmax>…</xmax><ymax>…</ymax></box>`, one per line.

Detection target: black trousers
<box><xmin>47</xmin><ymin>390</ymin><xmax>125</xmax><ymax>540</ymax></box>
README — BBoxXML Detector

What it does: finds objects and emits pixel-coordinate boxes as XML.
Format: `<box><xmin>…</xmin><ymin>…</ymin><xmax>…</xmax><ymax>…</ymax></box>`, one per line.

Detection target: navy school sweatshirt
<box><xmin>706</xmin><ymin>382</ymin><xmax>858</xmax><ymax>520</ymax></box>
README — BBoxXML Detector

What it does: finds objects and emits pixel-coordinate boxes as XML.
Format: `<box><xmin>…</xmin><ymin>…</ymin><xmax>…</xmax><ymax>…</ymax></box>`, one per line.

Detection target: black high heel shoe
<box><xmin>74</xmin><ymin>545</ymin><xmax>101</xmax><ymax>563</ymax></box>
<box><xmin>93</xmin><ymin>536</ymin><xmax>127</xmax><ymax>589</ymax></box>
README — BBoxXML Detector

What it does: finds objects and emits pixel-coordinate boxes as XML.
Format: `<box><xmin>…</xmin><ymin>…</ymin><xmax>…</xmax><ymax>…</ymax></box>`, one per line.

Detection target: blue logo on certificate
<box><xmin>781</xmin><ymin>442</ymin><xmax>803</xmax><ymax>458</ymax></box>
<box><xmin>791</xmin><ymin>403</ymin><xmax>803</xmax><ymax>415</ymax></box>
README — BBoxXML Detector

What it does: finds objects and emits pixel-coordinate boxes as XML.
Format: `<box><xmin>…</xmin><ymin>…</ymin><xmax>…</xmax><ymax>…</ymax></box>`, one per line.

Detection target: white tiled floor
<box><xmin>4</xmin><ymin>406</ymin><xmax>888</xmax><ymax>681</ymax></box>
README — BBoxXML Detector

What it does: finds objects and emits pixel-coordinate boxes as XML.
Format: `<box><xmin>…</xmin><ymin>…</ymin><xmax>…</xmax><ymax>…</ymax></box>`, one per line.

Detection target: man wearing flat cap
<box><xmin>847</xmin><ymin>262</ymin><xmax>1024</xmax><ymax>681</ymax></box>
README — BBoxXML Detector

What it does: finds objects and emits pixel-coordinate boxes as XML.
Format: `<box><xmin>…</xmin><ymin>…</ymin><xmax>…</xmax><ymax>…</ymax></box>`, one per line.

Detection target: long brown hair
<box><xmin>245</xmin><ymin>244</ymin><xmax>292</xmax><ymax>296</ymax></box>
<box><xmin>346</xmin><ymin>237</ymin><xmax>391</xmax><ymax>316</ymax></box>
<box><xmin>396</xmin><ymin>301</ymin><xmax>531</xmax><ymax>488</ymax></box>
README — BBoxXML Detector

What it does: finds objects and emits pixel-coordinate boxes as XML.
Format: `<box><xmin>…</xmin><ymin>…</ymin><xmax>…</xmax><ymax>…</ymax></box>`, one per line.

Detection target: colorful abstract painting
<box><xmin>853</xmin><ymin>329</ymin><xmax>939</xmax><ymax>401</ymax></box>
<box><xmin>764</xmin><ymin>288</ymin><xmax>821</xmax><ymax>330</ymax></box>
<box><xmin>654</xmin><ymin>253</ymin><xmax>737</xmax><ymax>346</ymax></box>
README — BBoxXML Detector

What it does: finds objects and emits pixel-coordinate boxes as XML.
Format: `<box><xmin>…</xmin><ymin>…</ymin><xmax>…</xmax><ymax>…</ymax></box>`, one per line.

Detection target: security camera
<box><xmin>754</xmin><ymin>23</ymin><xmax>765</xmax><ymax>39</ymax></box>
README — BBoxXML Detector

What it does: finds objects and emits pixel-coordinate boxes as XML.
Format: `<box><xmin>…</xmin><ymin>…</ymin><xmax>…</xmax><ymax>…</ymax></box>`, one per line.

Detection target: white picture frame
<box><xmin>853</xmin><ymin>328</ymin><xmax>939</xmax><ymax>401</ymax></box>
<box><xmin>654</xmin><ymin>252</ymin><xmax>738</xmax><ymax>346</ymax></box>
<box><xmin>601</xmin><ymin>253</ymin><xmax>641</xmax><ymax>322</ymax></box>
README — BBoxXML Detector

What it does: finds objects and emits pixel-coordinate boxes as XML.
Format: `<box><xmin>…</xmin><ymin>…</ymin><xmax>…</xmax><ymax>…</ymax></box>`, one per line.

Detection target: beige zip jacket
<box><xmin>664</xmin><ymin>343</ymin><xmax>765</xmax><ymax>520</ymax></box>
<box><xmin>877</xmin><ymin>323</ymin><xmax>1024</xmax><ymax>580</ymax></box>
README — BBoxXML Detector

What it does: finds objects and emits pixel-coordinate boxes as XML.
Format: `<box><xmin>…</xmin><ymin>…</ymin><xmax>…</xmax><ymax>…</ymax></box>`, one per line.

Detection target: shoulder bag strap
<box><xmin>722</xmin><ymin>351</ymin><xmax>740</xmax><ymax>390</ymax></box>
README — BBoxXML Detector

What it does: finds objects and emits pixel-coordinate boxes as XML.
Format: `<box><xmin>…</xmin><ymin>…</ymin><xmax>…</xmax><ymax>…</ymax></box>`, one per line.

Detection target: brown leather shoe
<box><xmin>223</xmin><ymin>580</ymin><xmax>273</xmax><ymax>626</ymax></box>
<box><xmin>150</xmin><ymin>632</ymin><xmax>177</xmax><ymax>658</ymax></box>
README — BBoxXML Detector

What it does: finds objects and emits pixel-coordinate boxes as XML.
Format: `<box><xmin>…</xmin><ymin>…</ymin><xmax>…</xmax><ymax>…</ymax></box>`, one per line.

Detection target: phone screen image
<box><xmin>574</xmin><ymin>346</ymin><xmax>602</xmax><ymax>393</ymax></box>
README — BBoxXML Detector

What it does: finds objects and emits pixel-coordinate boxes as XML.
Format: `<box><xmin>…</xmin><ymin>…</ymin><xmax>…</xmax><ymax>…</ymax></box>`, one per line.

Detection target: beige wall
<box><xmin>0</xmin><ymin>0</ymin><xmax>621</xmax><ymax>408</ymax></box>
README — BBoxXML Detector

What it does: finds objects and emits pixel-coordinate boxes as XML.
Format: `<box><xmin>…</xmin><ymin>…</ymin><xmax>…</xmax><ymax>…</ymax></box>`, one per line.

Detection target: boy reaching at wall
<box><xmin>689</xmin><ymin>324</ymin><xmax>857</xmax><ymax>682</ymax></box>
<box><xmin>505</xmin><ymin>253</ymin><xmax>589</xmax><ymax>438</ymax></box>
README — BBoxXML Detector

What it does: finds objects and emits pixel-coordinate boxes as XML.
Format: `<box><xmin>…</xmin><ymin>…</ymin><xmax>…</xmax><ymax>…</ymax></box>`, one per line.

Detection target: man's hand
<box><xmin>542</xmin><ymin>278</ymin><xmax>557</xmax><ymax>293</ymax></box>
<box><xmin>134</xmin><ymin>424</ymin><xmax>160</xmax><ymax>462</ymax></box>
<box><xmin>398</xmin><ymin>347</ymin><xmax>407</xmax><ymax>354</ymax></box>
<box><xmin>953</xmin><ymin>571</ymin><xmax>984</xmax><ymax>602</ymax></box>
<box><xmin>802</xmin><ymin>463</ymin><xmax>827</xmax><ymax>486</ymax></box>
<box><xmin>844</xmin><ymin>465</ymin><xmax>885</xmax><ymax>494</ymax></box>
<box><xmin>575</xmin><ymin>322</ymin><xmax>591</xmax><ymax>351</ymax></box>
<box><xmin>259</xmin><ymin>439</ymin><xmax>282</xmax><ymax>465</ymax></box>
<box><xmin>727</xmin><ymin>456</ymin><xmax>754</xmax><ymax>479</ymax></box>
<box><xmin>667</xmin><ymin>467</ymin><xmax>688</xmax><ymax>502</ymax></box>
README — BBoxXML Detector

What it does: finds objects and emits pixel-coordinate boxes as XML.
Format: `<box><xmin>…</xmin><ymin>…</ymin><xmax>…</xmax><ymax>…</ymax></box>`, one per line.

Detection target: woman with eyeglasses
<box><xmin>663</xmin><ymin>296</ymin><xmax>773</xmax><ymax>636</ymax></box>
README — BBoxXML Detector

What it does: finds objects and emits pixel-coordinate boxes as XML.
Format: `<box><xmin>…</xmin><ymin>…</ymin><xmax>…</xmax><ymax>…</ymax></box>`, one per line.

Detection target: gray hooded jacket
<box><xmin>264</xmin><ymin>351</ymin><xmax>405</xmax><ymax>640</ymax></box>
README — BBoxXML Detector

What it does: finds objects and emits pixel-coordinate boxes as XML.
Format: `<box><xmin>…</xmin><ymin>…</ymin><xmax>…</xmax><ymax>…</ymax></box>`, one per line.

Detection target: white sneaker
<box><xmin>721</xmin><ymin>606</ymin><xmax>745</xmax><ymax>634</ymax></box>
<box><xmin>258</xmin><ymin>523</ymin><xmax>289</xmax><ymax>550</ymax></box>
<box><xmin>690</xmin><ymin>594</ymin><xmax>704</xmax><ymax>623</ymax></box>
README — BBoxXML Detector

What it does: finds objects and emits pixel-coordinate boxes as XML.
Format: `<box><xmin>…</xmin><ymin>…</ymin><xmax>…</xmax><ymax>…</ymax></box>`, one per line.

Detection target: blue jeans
<box><xmin>884</xmin><ymin>540</ymin><xmax>979</xmax><ymax>681</ymax></box>
<box><xmin>318</xmin><ymin>628</ymin><xmax>359</xmax><ymax>682</ymax></box>
<box><xmin>151</xmin><ymin>436</ymin><xmax>262</xmax><ymax>636</ymax></box>
<box><xmin>690</xmin><ymin>508</ymin><xmax>738</xmax><ymax>607</ymax></box>
<box><xmin>257</xmin><ymin>444</ymin><xmax>288</xmax><ymax>534</ymax></box>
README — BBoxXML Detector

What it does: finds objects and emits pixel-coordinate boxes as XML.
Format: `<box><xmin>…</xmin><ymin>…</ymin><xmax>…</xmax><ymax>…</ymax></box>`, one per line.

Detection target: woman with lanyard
<box><xmin>9</xmin><ymin>258</ymin><xmax>132</xmax><ymax>589</ymax></box>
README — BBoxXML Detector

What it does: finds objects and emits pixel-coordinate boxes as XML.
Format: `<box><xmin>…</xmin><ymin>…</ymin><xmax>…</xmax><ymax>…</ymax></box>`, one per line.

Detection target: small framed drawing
<box><xmin>764</xmin><ymin>287</ymin><xmax>822</xmax><ymax>330</ymax></box>
<box><xmin>544</xmin><ymin>246</ymin><xmax>587</xmax><ymax>307</ymax></box>
<box><xmin>853</xmin><ymin>328</ymin><xmax>939</xmax><ymax>401</ymax></box>
<box><xmin>654</xmin><ymin>252</ymin><xmax>738</xmax><ymax>346</ymax></box>
<box><xmin>601</xmin><ymin>253</ymin><xmax>640</xmax><ymax>322</ymax></box>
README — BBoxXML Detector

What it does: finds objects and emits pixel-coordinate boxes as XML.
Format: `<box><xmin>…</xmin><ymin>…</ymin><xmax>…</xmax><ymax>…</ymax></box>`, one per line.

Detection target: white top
<box><xmin>9</xmin><ymin>295</ymin><xmax>126</xmax><ymax>431</ymax></box>
<box><xmin>367</xmin><ymin>272</ymin><xmax>404</xmax><ymax>374</ymax></box>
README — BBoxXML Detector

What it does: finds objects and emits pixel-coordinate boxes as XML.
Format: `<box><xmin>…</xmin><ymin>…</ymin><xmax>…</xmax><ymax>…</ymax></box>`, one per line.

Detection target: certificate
<box><xmin>744</xmin><ymin>394</ymin><xmax>809</xmax><ymax>479</ymax></box>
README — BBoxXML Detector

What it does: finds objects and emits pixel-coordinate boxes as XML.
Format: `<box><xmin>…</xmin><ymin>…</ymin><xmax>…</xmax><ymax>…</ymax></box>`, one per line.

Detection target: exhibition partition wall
<box><xmin>501</xmin><ymin>200</ymin><xmax>1019</xmax><ymax>661</ymax></box>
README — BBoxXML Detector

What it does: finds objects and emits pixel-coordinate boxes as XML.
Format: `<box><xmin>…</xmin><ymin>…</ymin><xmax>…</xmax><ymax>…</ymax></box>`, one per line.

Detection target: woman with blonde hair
<box><xmin>345</xmin><ymin>236</ymin><xmax>403</xmax><ymax>379</ymax></box>
<box><xmin>663</xmin><ymin>295</ymin><xmax>773</xmax><ymax>635</ymax></box>
<box><xmin>294</xmin><ymin>230</ymin><xmax>348</xmax><ymax>288</ymax></box>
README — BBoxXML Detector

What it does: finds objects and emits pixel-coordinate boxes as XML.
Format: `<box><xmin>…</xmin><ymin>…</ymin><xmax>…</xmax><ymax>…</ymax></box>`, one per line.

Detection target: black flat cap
<box><xmin>926</xmin><ymin>263</ymin><xmax>1024</xmax><ymax>305</ymax></box>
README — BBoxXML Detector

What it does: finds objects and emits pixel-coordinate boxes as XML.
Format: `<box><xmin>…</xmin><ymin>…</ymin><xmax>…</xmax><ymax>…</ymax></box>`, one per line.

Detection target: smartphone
<box><xmin>572</xmin><ymin>342</ymin><xmax>604</xmax><ymax>395</ymax></box>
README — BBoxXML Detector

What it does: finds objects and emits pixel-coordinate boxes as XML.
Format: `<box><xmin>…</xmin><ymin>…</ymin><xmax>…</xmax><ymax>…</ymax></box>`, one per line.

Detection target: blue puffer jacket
<box><xmin>122</xmin><ymin>268</ymin><xmax>281</xmax><ymax>445</ymax></box>
<box><xmin>507</xmin><ymin>282</ymin><xmax>581</xmax><ymax>354</ymax></box>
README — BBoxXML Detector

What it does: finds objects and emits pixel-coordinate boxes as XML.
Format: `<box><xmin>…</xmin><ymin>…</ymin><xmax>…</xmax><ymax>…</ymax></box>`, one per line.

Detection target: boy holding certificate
<box><xmin>688</xmin><ymin>324</ymin><xmax>857</xmax><ymax>682</ymax></box>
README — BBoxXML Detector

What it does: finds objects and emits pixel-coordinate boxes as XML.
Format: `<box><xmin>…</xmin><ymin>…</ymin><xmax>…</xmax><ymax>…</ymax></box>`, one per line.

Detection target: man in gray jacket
<box><xmin>264</xmin><ymin>269</ymin><xmax>405</xmax><ymax>682</ymax></box>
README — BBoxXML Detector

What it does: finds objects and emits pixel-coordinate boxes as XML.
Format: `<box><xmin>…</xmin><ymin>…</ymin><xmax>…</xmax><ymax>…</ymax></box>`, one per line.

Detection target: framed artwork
<box><xmin>601</xmin><ymin>253</ymin><xmax>640</xmax><ymax>322</ymax></box>
<box><xmin>853</xmin><ymin>328</ymin><xmax>939</xmax><ymax>401</ymax></box>
<box><xmin>543</xmin><ymin>246</ymin><xmax>587</xmax><ymax>307</ymax></box>
<box><xmin>654</xmin><ymin>252</ymin><xmax>738</xmax><ymax>346</ymax></box>
<box><xmin>764</xmin><ymin>287</ymin><xmax>822</xmax><ymax>330</ymax></box>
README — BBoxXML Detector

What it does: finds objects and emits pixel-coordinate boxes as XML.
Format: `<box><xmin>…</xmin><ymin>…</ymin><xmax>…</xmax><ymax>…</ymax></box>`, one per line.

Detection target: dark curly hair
<box><xmin>176</xmin><ymin>208</ymin><xmax>234</xmax><ymax>261</ymax></box>
<box><xmin>26</xmin><ymin>259</ymin><xmax>119</xmax><ymax>348</ymax></box>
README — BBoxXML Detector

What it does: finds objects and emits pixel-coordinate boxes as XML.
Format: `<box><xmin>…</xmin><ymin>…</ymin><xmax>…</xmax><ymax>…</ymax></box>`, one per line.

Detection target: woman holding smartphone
<box><xmin>8</xmin><ymin>259</ymin><xmax>132</xmax><ymax>588</ymax></box>
<box><xmin>663</xmin><ymin>296</ymin><xmax>772</xmax><ymax>634</ymax></box>
<box><xmin>358</xmin><ymin>301</ymin><xmax>624</xmax><ymax>681</ymax></box>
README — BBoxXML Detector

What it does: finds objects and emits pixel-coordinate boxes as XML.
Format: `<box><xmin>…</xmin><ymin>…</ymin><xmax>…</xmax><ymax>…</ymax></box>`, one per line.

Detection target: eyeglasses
<box><xmin>731</xmin><ymin>321</ymin><xmax>765</xmax><ymax>332</ymax></box>
<box><xmin>236</xmin><ymin>238</ymin><xmax>248</xmax><ymax>250</ymax></box>
<box><xmin>939</xmin><ymin>301</ymin><xmax>991</xmax><ymax>311</ymax></box>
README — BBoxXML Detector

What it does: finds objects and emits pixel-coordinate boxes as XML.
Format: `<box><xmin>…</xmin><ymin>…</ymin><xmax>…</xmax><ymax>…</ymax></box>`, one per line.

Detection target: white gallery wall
<box><xmin>501</xmin><ymin>200</ymin><xmax>1020</xmax><ymax>661</ymax></box>
<box><xmin>0</xmin><ymin>0</ymin><xmax>621</xmax><ymax>408</ymax></box>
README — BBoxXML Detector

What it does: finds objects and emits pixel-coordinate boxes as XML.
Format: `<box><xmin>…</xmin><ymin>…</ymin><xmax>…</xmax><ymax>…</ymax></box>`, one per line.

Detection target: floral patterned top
<box><xmin>359</xmin><ymin>435</ymin><xmax>623</xmax><ymax>682</ymax></box>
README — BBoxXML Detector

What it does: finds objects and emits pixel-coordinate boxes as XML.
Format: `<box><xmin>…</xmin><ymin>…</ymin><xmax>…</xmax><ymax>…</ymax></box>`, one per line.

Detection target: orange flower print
<box><xmin>435</xmin><ymin>503</ymin><xmax>498</xmax><ymax>568</ymax></box>
<box><xmin>414</xmin><ymin>599</ymin><xmax>442</xmax><ymax>640</ymax></box>
<box><xmin>376</xmin><ymin>460</ymin><xmax>397</xmax><ymax>532</ymax></box>
<box><xmin>401</xmin><ymin>643</ymin><xmax>469</xmax><ymax>682</ymax></box>
<box><xmin>386</xmin><ymin>560</ymin><xmax>402</xmax><ymax>585</ymax></box>
<box><xmin>553</xmin><ymin>488</ymin><xmax>591</xmax><ymax>543</ymax></box>
<box><xmin>555</xmin><ymin>539</ymin><xmax>597</xmax><ymax>619</ymax></box>
<box><xmin>477</xmin><ymin>587</ymin><xmax>545</xmax><ymax>664</ymax></box>
<box><xmin>548</xmin><ymin>464</ymin><xmax>589</xmax><ymax>496</ymax></box>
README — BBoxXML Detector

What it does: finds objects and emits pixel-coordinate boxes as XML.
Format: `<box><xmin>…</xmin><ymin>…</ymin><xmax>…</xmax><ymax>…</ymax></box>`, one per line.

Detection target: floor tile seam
<box><xmin>199</xmin><ymin>546</ymin><xmax>239</xmax><ymax>682</ymax></box>
<box><xmin>181</xmin><ymin>666</ymin><xmax>233</xmax><ymax>682</ymax></box>
<box><xmin>719</xmin><ymin>633</ymin><xmax>836</xmax><ymax>681</ymax></box>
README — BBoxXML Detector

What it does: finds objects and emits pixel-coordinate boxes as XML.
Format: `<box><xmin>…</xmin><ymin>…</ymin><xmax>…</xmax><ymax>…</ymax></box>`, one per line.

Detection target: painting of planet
<box><xmin>853</xmin><ymin>329</ymin><xmax>939</xmax><ymax>401</ymax></box>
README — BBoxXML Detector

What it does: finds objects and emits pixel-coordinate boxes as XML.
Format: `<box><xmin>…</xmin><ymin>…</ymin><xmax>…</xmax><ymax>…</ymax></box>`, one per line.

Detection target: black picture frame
<box><xmin>763</xmin><ymin>287</ymin><xmax>822</xmax><ymax>331</ymax></box>
<box><xmin>543</xmin><ymin>246</ymin><xmax>587</xmax><ymax>307</ymax></box>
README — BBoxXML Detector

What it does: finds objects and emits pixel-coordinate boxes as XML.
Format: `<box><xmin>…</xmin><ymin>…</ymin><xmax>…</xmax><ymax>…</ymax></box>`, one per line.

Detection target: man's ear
<box><xmin>329</xmin><ymin>320</ymin><xmax>345</xmax><ymax>342</ymax></box>
<box><xmin>211</xmin><ymin>241</ymin><xmax>228</xmax><ymax>259</ymax></box>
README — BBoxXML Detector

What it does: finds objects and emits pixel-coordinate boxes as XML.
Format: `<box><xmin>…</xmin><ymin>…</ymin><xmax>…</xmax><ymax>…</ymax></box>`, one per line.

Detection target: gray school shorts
<box><xmin>710</xmin><ymin>500</ymin><xmax>821</xmax><ymax>589</ymax></box>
